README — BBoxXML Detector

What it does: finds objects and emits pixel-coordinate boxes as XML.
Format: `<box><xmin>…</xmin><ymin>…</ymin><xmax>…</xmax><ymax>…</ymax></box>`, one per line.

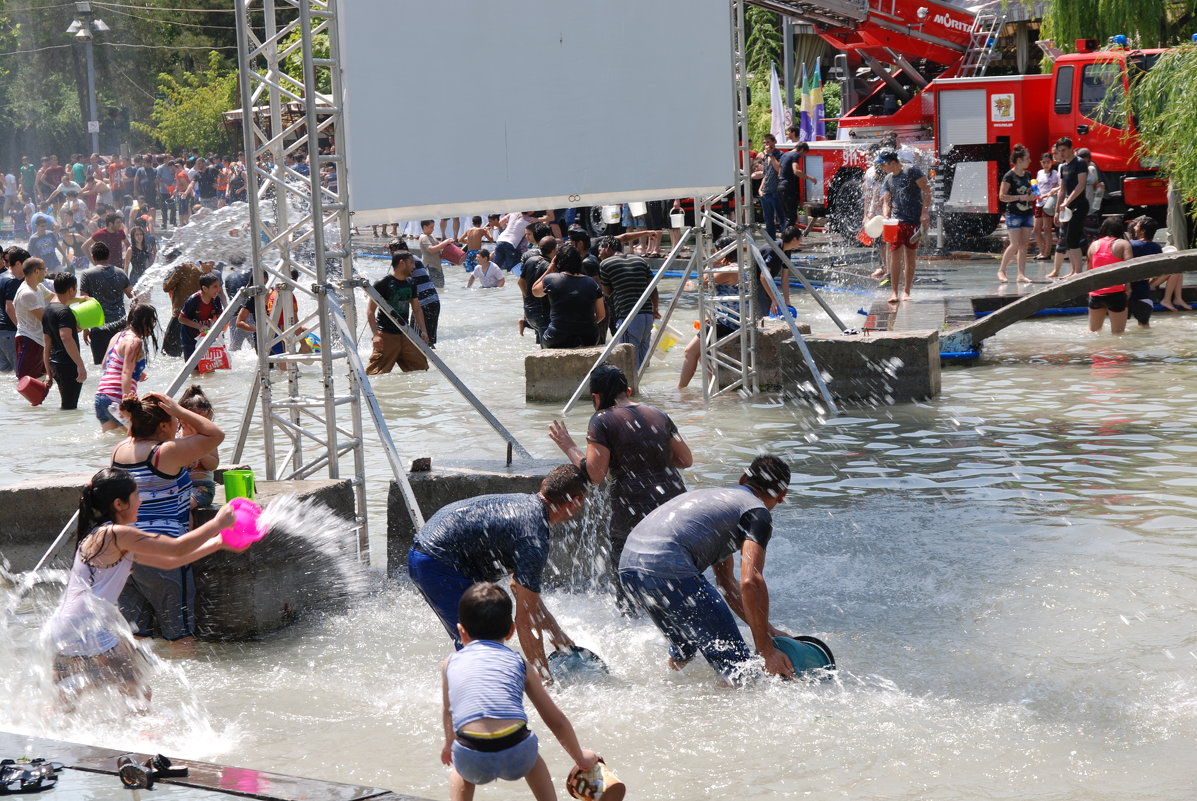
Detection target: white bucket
<box><xmin>863</xmin><ymin>214</ymin><xmax>885</xmax><ymax>238</ymax></box>
<box><xmin>1058</xmin><ymin>205</ymin><xmax>1073</xmax><ymax>222</ymax></box>
<box><xmin>602</xmin><ymin>205</ymin><xmax>622</xmax><ymax>224</ymax></box>
<box><xmin>628</xmin><ymin>201</ymin><xmax>648</xmax><ymax>218</ymax></box>
<box><xmin>669</xmin><ymin>211</ymin><xmax>685</xmax><ymax>228</ymax></box>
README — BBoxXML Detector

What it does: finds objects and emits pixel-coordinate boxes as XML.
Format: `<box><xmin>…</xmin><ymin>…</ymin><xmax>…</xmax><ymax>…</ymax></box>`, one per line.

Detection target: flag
<box><xmin>799</xmin><ymin>62</ymin><xmax>814</xmax><ymax>142</ymax></box>
<box><xmin>769</xmin><ymin>63</ymin><xmax>787</xmax><ymax>143</ymax></box>
<box><xmin>812</xmin><ymin>60</ymin><xmax>826</xmax><ymax>140</ymax></box>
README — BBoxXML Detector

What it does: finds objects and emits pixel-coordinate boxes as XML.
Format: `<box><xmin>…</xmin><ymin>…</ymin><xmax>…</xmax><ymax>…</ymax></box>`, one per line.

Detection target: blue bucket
<box><xmin>772</xmin><ymin>635</ymin><xmax>836</xmax><ymax>679</ymax></box>
<box><xmin>547</xmin><ymin>645</ymin><xmax>609</xmax><ymax>683</ymax></box>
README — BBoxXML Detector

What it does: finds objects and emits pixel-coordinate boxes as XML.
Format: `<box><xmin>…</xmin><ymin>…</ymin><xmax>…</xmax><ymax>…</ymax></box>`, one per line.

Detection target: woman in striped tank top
<box><xmin>94</xmin><ymin>301</ymin><xmax>157</xmax><ymax>433</ymax></box>
<box><xmin>110</xmin><ymin>392</ymin><xmax>224</xmax><ymax>642</ymax></box>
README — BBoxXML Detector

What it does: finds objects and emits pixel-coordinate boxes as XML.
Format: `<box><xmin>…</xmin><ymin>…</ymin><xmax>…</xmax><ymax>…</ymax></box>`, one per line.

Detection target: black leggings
<box><xmin>541</xmin><ymin>324</ymin><xmax>597</xmax><ymax>349</ymax></box>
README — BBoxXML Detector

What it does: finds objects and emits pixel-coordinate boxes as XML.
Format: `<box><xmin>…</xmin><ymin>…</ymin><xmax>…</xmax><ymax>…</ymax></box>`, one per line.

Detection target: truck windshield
<box><xmin>1078</xmin><ymin>61</ymin><xmax>1125</xmax><ymax>130</ymax></box>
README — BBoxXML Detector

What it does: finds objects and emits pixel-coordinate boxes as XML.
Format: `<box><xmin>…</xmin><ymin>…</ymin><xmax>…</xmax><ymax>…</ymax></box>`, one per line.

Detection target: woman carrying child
<box><xmin>42</xmin><ymin>467</ymin><xmax>248</xmax><ymax>708</ymax></box>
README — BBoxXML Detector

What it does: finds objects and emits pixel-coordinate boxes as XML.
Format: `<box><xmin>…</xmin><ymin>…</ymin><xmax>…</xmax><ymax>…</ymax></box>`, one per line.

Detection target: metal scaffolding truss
<box><xmin>232</xmin><ymin>0</ymin><xmax>373</xmax><ymax>551</ymax></box>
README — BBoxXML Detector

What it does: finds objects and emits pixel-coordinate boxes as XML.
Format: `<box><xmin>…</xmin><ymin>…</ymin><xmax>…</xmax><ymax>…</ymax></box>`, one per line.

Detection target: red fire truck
<box><xmin>796</xmin><ymin>0</ymin><xmax>1169</xmax><ymax>246</ymax></box>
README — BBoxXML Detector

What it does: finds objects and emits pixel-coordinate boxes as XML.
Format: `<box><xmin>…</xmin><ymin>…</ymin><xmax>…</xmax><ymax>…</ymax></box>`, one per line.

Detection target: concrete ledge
<box><xmin>195</xmin><ymin>478</ymin><xmax>358</xmax><ymax>640</ymax></box>
<box><xmin>0</xmin><ymin>730</ymin><xmax>428</xmax><ymax>801</ymax></box>
<box><xmin>775</xmin><ymin>328</ymin><xmax>940</xmax><ymax>403</ymax></box>
<box><xmin>0</xmin><ymin>471</ymin><xmax>91</xmax><ymax>571</ymax></box>
<box><xmin>388</xmin><ymin>459</ymin><xmax>561</xmax><ymax>575</ymax></box>
<box><xmin>748</xmin><ymin>319</ymin><xmax>813</xmax><ymax>388</ymax></box>
<box><xmin>524</xmin><ymin>343</ymin><xmax>636</xmax><ymax>402</ymax></box>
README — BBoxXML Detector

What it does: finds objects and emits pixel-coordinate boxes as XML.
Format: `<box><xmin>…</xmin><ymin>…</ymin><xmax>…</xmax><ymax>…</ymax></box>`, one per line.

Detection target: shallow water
<box><xmin>2</xmin><ymin>248</ymin><xmax>1196</xmax><ymax>799</ymax></box>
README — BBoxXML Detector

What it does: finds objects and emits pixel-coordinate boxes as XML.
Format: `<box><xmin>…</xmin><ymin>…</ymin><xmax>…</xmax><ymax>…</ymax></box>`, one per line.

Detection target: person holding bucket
<box><xmin>93</xmin><ymin>301</ymin><xmax>156</xmax><ymax>433</ymax></box>
<box><xmin>877</xmin><ymin>150</ymin><xmax>931</xmax><ymax>304</ymax></box>
<box><xmin>618</xmin><ymin>455</ymin><xmax>795</xmax><ymax>685</ymax></box>
<box><xmin>40</xmin><ymin>272</ymin><xmax>88</xmax><ymax>410</ymax></box>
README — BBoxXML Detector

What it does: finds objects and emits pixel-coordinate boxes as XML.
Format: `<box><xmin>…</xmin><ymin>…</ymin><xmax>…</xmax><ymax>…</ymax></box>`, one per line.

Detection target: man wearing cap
<box><xmin>877</xmin><ymin>150</ymin><xmax>931</xmax><ymax>303</ymax></box>
<box><xmin>618</xmin><ymin>454</ymin><xmax>796</xmax><ymax>684</ymax></box>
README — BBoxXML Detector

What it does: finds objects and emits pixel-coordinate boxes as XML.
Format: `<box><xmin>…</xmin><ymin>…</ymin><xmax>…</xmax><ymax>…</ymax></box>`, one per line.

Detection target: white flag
<box><xmin>769</xmin><ymin>63</ymin><xmax>787</xmax><ymax>143</ymax></box>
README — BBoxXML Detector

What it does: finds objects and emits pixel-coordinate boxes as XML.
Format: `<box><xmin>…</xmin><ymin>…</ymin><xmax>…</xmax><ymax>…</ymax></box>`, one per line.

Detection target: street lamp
<box><xmin>66</xmin><ymin>1</ymin><xmax>108</xmax><ymax>155</ymax></box>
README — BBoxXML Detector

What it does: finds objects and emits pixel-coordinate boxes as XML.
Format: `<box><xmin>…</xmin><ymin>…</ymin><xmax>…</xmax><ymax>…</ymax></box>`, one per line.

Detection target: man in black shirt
<box><xmin>518</xmin><ymin>235</ymin><xmax>554</xmax><ymax>343</ymax></box>
<box><xmin>41</xmin><ymin>272</ymin><xmax>87</xmax><ymax>409</ymax></box>
<box><xmin>0</xmin><ymin>247</ymin><xmax>30</xmax><ymax>372</ymax></box>
<box><xmin>365</xmin><ymin>251</ymin><xmax>428</xmax><ymax>374</ymax></box>
<box><xmin>1049</xmin><ymin>136</ymin><xmax>1089</xmax><ymax>279</ymax></box>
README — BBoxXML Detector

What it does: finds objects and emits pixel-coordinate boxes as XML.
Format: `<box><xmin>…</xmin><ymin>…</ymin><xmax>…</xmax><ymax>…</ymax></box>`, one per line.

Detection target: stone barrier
<box><xmin>524</xmin><ymin>343</ymin><xmax>636</xmax><ymax>402</ymax></box>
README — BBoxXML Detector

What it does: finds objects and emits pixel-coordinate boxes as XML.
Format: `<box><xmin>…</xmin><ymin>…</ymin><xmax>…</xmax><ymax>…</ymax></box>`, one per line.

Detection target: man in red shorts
<box><xmin>878</xmin><ymin>150</ymin><xmax>931</xmax><ymax>303</ymax></box>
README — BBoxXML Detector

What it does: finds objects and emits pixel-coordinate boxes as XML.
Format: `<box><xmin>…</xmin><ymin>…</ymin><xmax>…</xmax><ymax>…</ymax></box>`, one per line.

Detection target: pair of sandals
<box><xmin>0</xmin><ymin>758</ymin><xmax>63</xmax><ymax>794</ymax></box>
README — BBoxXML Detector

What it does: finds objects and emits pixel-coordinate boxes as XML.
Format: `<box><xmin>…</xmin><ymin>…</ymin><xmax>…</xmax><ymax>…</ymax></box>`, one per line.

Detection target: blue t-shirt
<box><xmin>881</xmin><ymin>165</ymin><xmax>927</xmax><ymax>224</ymax></box>
<box><xmin>446</xmin><ymin>639</ymin><xmax>527</xmax><ymax>732</ymax></box>
<box><xmin>778</xmin><ymin>149</ymin><xmax>802</xmax><ymax>188</ymax></box>
<box><xmin>414</xmin><ymin>493</ymin><xmax>551</xmax><ymax>592</ymax></box>
<box><xmin>27</xmin><ymin>232</ymin><xmax>62</xmax><ymax>270</ymax></box>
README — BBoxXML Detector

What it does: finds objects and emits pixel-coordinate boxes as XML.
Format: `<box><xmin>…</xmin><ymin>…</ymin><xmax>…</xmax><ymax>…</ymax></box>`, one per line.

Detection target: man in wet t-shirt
<box><xmin>619</xmin><ymin>454</ymin><xmax>795</xmax><ymax>684</ymax></box>
<box><xmin>407</xmin><ymin>465</ymin><xmax>589</xmax><ymax>680</ymax></box>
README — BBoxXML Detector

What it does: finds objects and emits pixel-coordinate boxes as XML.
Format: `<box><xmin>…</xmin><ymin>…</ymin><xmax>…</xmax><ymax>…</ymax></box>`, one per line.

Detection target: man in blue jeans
<box><xmin>407</xmin><ymin>464</ymin><xmax>589</xmax><ymax>681</ymax></box>
<box><xmin>757</xmin><ymin>134</ymin><xmax>784</xmax><ymax>241</ymax></box>
<box><xmin>618</xmin><ymin>454</ymin><xmax>795</xmax><ymax>684</ymax></box>
<box><xmin>597</xmin><ymin>236</ymin><xmax>657</xmax><ymax>368</ymax></box>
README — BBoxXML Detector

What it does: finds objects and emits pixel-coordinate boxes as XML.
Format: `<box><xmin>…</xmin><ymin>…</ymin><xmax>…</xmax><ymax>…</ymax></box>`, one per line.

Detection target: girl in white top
<box><xmin>43</xmin><ymin>467</ymin><xmax>247</xmax><ymax>709</ymax></box>
<box><xmin>1033</xmin><ymin>152</ymin><xmax>1060</xmax><ymax>260</ymax></box>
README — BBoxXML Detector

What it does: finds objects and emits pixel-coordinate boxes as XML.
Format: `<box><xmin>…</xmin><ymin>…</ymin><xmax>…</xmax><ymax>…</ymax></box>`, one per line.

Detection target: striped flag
<box><xmin>812</xmin><ymin>60</ymin><xmax>826</xmax><ymax>140</ymax></box>
<box><xmin>799</xmin><ymin>62</ymin><xmax>814</xmax><ymax>142</ymax></box>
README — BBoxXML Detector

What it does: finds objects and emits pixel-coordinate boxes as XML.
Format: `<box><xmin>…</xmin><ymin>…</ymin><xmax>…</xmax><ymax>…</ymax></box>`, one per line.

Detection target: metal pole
<box><xmin>83</xmin><ymin>29</ymin><xmax>99</xmax><ymax>155</ymax></box>
<box><xmin>783</xmin><ymin>16</ymin><xmax>794</xmax><ymax>130</ymax></box>
<box><xmin>754</xmin><ymin>236</ymin><xmax>850</xmax><ymax>332</ymax></box>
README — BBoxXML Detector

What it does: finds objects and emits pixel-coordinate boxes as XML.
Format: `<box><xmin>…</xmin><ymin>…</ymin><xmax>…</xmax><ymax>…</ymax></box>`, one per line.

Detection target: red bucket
<box><xmin>17</xmin><ymin>376</ymin><xmax>50</xmax><ymax>406</ymax></box>
<box><xmin>441</xmin><ymin>241</ymin><xmax>466</xmax><ymax>266</ymax></box>
<box><xmin>881</xmin><ymin>218</ymin><xmax>900</xmax><ymax>243</ymax></box>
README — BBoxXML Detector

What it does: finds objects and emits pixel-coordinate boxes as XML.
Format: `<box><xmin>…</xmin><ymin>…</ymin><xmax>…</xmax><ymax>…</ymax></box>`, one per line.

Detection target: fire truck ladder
<box><xmin>957</xmin><ymin>12</ymin><xmax>1007</xmax><ymax>78</ymax></box>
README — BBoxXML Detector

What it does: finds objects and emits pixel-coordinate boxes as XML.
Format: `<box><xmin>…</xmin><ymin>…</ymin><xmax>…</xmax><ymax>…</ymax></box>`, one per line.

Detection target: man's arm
<box><xmin>511</xmin><ymin>579</ymin><xmax>572</xmax><ymax>682</ymax></box>
<box><xmin>410</xmin><ymin>299</ymin><xmax>428</xmax><ymax>343</ymax></box>
<box><xmin>60</xmin><ymin>325</ymin><xmax>87</xmax><ymax>383</ymax></box>
<box><xmin>739</xmin><ymin>539</ymin><xmax>793</xmax><ymax>677</ymax></box>
<box><xmin>916</xmin><ymin>176</ymin><xmax>932</xmax><ymax>223</ymax></box>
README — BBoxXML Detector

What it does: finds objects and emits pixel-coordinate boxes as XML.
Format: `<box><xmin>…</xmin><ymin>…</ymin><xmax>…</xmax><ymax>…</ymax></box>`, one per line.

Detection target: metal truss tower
<box><xmin>232</xmin><ymin>0</ymin><xmax>373</xmax><ymax>552</ymax></box>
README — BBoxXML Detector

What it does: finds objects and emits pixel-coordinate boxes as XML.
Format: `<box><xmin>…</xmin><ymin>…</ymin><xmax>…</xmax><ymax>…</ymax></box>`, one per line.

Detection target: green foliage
<box><xmin>823</xmin><ymin>81</ymin><xmax>841</xmax><ymax>138</ymax></box>
<box><xmin>1121</xmin><ymin>43</ymin><xmax>1197</xmax><ymax>206</ymax></box>
<box><xmin>1041</xmin><ymin>0</ymin><xmax>1195</xmax><ymax>50</ymax></box>
<box><xmin>134</xmin><ymin>51</ymin><xmax>238</xmax><ymax>154</ymax></box>
<box><xmin>746</xmin><ymin>72</ymin><xmax>772</xmax><ymax>145</ymax></box>
<box><xmin>745</xmin><ymin>7</ymin><xmax>781</xmax><ymax>76</ymax></box>
<box><xmin>281</xmin><ymin>28</ymin><xmax>331</xmax><ymax>95</ymax></box>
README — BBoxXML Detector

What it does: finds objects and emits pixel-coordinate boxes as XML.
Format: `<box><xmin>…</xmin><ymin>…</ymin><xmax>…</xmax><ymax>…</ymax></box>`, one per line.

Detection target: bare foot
<box><xmin>1178</xmin><ymin>302</ymin><xmax>1192</xmax><ymax>310</ymax></box>
<box><xmin>1045</xmin><ymin>271</ymin><xmax>1058</xmax><ymax>279</ymax></box>
<box><xmin>887</xmin><ymin>294</ymin><xmax>900</xmax><ymax>304</ymax></box>
<box><xmin>1161</xmin><ymin>302</ymin><xmax>1177</xmax><ymax>311</ymax></box>
<box><xmin>902</xmin><ymin>292</ymin><xmax>912</xmax><ymax>301</ymax></box>
<box><xmin>997</xmin><ymin>272</ymin><xmax>1008</xmax><ymax>282</ymax></box>
<box><xmin>870</xmin><ymin>268</ymin><xmax>885</xmax><ymax>280</ymax></box>
<box><xmin>1017</xmin><ymin>274</ymin><xmax>1033</xmax><ymax>283</ymax></box>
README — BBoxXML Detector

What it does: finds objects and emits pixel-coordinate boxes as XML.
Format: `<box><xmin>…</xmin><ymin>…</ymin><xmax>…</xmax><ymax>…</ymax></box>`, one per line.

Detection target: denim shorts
<box><xmin>618</xmin><ymin>568</ymin><xmax>754</xmax><ymax>682</ymax></box>
<box><xmin>192</xmin><ymin>479</ymin><xmax>216</xmax><ymax>509</ymax></box>
<box><xmin>407</xmin><ymin>547</ymin><xmax>476</xmax><ymax>647</ymax></box>
<box><xmin>1005</xmin><ymin>213</ymin><xmax>1034</xmax><ymax>229</ymax></box>
<box><xmin>451</xmin><ymin>731</ymin><xmax>540</xmax><ymax>785</ymax></box>
<box><xmin>94</xmin><ymin>393</ymin><xmax>124</xmax><ymax>426</ymax></box>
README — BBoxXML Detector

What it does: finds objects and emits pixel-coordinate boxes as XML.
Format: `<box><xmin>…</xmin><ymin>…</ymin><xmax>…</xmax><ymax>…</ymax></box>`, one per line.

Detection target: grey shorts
<box><xmin>119</xmin><ymin>563</ymin><xmax>196</xmax><ymax>640</ymax></box>
<box><xmin>451</xmin><ymin>731</ymin><xmax>540</xmax><ymax>785</ymax></box>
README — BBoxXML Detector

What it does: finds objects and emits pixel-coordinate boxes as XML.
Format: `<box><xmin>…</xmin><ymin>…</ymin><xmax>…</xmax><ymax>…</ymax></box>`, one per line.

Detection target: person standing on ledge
<box><xmin>618</xmin><ymin>454</ymin><xmax>795</xmax><ymax>684</ymax></box>
<box><xmin>407</xmin><ymin>465</ymin><xmax>590</xmax><ymax>682</ymax></box>
<box><xmin>877</xmin><ymin>149</ymin><xmax>931</xmax><ymax>304</ymax></box>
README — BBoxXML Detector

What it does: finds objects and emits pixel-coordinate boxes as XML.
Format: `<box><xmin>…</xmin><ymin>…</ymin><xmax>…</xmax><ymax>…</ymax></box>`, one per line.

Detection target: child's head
<box><xmin>78</xmin><ymin>467</ymin><xmax>139</xmax><ymax>544</ymax></box>
<box><xmin>420</xmin><ymin>219</ymin><xmax>435</xmax><ymax>232</ymax></box>
<box><xmin>457</xmin><ymin>582</ymin><xmax>514</xmax><ymax>642</ymax></box>
<box><xmin>180</xmin><ymin>384</ymin><xmax>214</xmax><ymax>421</ymax></box>
<box><xmin>471</xmin><ymin>215</ymin><xmax>483</xmax><ymax>226</ymax></box>
<box><xmin>488</xmin><ymin>214</ymin><xmax>500</xmax><ymax>223</ymax></box>
<box><xmin>477</xmin><ymin>248</ymin><xmax>490</xmax><ymax>264</ymax></box>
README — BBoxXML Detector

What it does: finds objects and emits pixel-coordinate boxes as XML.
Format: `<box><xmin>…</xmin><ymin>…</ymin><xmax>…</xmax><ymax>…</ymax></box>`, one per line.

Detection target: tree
<box><xmin>1041</xmin><ymin>0</ymin><xmax>1195</xmax><ymax>50</ymax></box>
<box><xmin>1122</xmin><ymin>43</ymin><xmax>1197</xmax><ymax>211</ymax></box>
<box><xmin>134</xmin><ymin>51</ymin><xmax>238</xmax><ymax>154</ymax></box>
<box><xmin>281</xmin><ymin>28</ymin><xmax>331</xmax><ymax>95</ymax></box>
<box><xmin>745</xmin><ymin>6</ymin><xmax>781</xmax><ymax>76</ymax></box>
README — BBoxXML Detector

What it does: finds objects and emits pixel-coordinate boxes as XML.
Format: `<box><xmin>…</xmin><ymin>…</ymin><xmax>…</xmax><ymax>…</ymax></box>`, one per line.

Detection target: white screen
<box><xmin>336</xmin><ymin>0</ymin><xmax>735</xmax><ymax>223</ymax></box>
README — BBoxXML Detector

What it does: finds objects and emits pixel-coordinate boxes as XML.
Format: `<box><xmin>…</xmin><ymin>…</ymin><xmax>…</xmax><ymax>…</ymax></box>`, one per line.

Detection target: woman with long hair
<box><xmin>94</xmin><ymin>300</ymin><xmax>158</xmax><ymax>433</ymax></box>
<box><xmin>123</xmin><ymin>222</ymin><xmax>157</xmax><ymax>287</ymax></box>
<box><xmin>110</xmin><ymin>392</ymin><xmax>224</xmax><ymax>643</ymax></box>
<box><xmin>42</xmin><ymin>467</ymin><xmax>244</xmax><ymax>708</ymax></box>
<box><xmin>548</xmin><ymin>364</ymin><xmax>692</xmax><ymax>612</ymax></box>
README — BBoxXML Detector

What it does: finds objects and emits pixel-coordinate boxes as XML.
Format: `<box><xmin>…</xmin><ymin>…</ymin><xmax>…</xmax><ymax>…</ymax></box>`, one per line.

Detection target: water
<box><xmin>2</xmin><ymin>239</ymin><xmax>1196</xmax><ymax>799</ymax></box>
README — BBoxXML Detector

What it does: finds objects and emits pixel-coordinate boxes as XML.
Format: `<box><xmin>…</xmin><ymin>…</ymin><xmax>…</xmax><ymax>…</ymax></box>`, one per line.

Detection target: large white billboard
<box><xmin>336</xmin><ymin>0</ymin><xmax>735</xmax><ymax>223</ymax></box>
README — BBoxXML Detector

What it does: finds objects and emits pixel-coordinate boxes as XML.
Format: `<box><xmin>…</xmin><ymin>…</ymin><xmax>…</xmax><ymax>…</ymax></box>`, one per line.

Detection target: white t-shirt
<box><xmin>14</xmin><ymin>281</ymin><xmax>51</xmax><ymax>344</ymax></box>
<box><xmin>497</xmin><ymin>213</ymin><xmax>531</xmax><ymax>247</ymax></box>
<box><xmin>471</xmin><ymin>263</ymin><xmax>505</xmax><ymax>288</ymax></box>
<box><xmin>3</xmin><ymin>173</ymin><xmax>16</xmax><ymax>197</ymax></box>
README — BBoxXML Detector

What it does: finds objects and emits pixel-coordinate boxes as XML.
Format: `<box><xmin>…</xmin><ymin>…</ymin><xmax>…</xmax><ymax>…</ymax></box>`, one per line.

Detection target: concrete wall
<box><xmin>0</xmin><ymin>472</ymin><xmax>357</xmax><ymax>641</ymax></box>
<box><xmin>524</xmin><ymin>343</ymin><xmax>636</xmax><ymax>402</ymax></box>
<box><xmin>775</xmin><ymin>329</ymin><xmax>941</xmax><ymax>403</ymax></box>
